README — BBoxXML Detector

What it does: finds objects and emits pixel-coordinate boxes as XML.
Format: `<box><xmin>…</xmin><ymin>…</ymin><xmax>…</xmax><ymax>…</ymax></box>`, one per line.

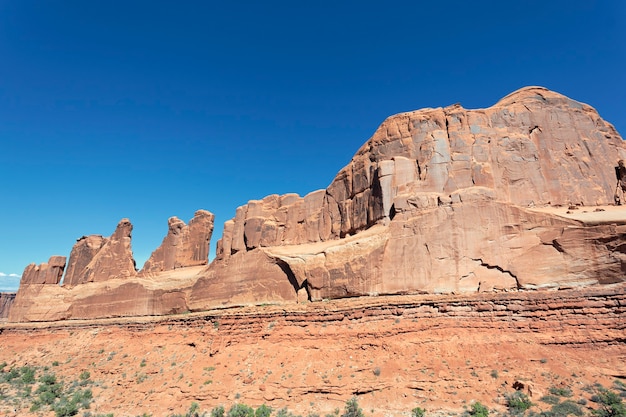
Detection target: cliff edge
<box><xmin>9</xmin><ymin>87</ymin><xmax>626</xmax><ymax>322</ymax></box>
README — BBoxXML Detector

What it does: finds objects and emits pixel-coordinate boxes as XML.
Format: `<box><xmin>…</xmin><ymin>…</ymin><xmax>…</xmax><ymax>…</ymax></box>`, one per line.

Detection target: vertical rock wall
<box><xmin>140</xmin><ymin>210</ymin><xmax>215</xmax><ymax>274</ymax></box>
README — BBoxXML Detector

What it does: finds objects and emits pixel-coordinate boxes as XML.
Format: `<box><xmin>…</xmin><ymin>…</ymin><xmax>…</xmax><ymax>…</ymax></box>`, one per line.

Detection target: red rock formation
<box><xmin>0</xmin><ymin>292</ymin><xmax>16</xmax><ymax>319</ymax></box>
<box><xmin>63</xmin><ymin>219</ymin><xmax>137</xmax><ymax>286</ymax></box>
<box><xmin>201</xmin><ymin>86</ymin><xmax>626</xmax><ymax>307</ymax></box>
<box><xmin>140</xmin><ymin>210</ymin><xmax>215</xmax><ymax>275</ymax></box>
<box><xmin>7</xmin><ymin>87</ymin><xmax>626</xmax><ymax>322</ymax></box>
<box><xmin>19</xmin><ymin>256</ymin><xmax>67</xmax><ymax>285</ymax></box>
<box><xmin>62</xmin><ymin>235</ymin><xmax>106</xmax><ymax>286</ymax></box>
<box><xmin>217</xmin><ymin>87</ymin><xmax>625</xmax><ymax>256</ymax></box>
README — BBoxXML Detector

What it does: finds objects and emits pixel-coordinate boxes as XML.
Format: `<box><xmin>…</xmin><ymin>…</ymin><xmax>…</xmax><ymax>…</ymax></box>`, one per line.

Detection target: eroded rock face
<box><xmin>189</xmin><ymin>250</ymin><xmax>299</xmax><ymax>311</ymax></box>
<box><xmin>217</xmin><ymin>88</ymin><xmax>626</xmax><ymax>261</ymax></box>
<box><xmin>0</xmin><ymin>293</ymin><xmax>16</xmax><ymax>319</ymax></box>
<box><xmin>7</xmin><ymin>87</ymin><xmax>626</xmax><ymax>322</ymax></box>
<box><xmin>20</xmin><ymin>256</ymin><xmax>67</xmax><ymax>285</ymax></box>
<box><xmin>62</xmin><ymin>219</ymin><xmax>137</xmax><ymax>286</ymax></box>
<box><xmin>141</xmin><ymin>210</ymin><xmax>215</xmax><ymax>275</ymax></box>
<box><xmin>63</xmin><ymin>235</ymin><xmax>106</xmax><ymax>286</ymax></box>
<box><xmin>215</xmin><ymin>191</ymin><xmax>326</xmax><ymax>259</ymax></box>
<box><xmin>210</xmin><ymin>86</ymin><xmax>626</xmax><ymax>301</ymax></box>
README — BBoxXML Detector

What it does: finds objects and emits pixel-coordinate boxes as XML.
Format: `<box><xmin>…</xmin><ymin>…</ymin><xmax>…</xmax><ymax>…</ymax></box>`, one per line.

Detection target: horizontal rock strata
<box><xmin>1</xmin><ymin>285</ymin><xmax>624</xmax><ymax>416</ymax></box>
<box><xmin>7</xmin><ymin>87</ymin><xmax>626</xmax><ymax>322</ymax></box>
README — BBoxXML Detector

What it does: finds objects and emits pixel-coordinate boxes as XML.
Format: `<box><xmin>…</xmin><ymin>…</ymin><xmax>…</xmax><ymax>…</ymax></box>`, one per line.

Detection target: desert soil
<box><xmin>1</xmin><ymin>288</ymin><xmax>625</xmax><ymax>417</ymax></box>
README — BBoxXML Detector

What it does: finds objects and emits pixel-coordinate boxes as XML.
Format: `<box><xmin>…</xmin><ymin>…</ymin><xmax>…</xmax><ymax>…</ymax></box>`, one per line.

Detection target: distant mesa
<box><xmin>7</xmin><ymin>86</ymin><xmax>626</xmax><ymax>322</ymax></box>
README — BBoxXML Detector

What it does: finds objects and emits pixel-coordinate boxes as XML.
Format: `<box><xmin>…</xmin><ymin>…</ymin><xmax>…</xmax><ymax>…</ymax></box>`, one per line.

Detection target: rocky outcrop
<box><xmin>63</xmin><ymin>219</ymin><xmax>137</xmax><ymax>286</ymax></box>
<box><xmin>0</xmin><ymin>293</ymin><xmax>15</xmax><ymax>319</ymax></box>
<box><xmin>141</xmin><ymin>210</ymin><xmax>215</xmax><ymax>275</ymax></box>
<box><xmin>62</xmin><ymin>235</ymin><xmax>106</xmax><ymax>286</ymax></box>
<box><xmin>8</xmin><ymin>219</ymin><xmax>140</xmax><ymax>321</ymax></box>
<box><xmin>217</xmin><ymin>87</ymin><xmax>625</xmax><ymax>257</ymax></box>
<box><xmin>7</xmin><ymin>87</ymin><xmax>626</xmax><ymax>322</ymax></box>
<box><xmin>19</xmin><ymin>256</ymin><xmax>67</xmax><ymax>285</ymax></box>
<box><xmin>203</xmin><ymin>86</ymin><xmax>626</xmax><ymax>307</ymax></box>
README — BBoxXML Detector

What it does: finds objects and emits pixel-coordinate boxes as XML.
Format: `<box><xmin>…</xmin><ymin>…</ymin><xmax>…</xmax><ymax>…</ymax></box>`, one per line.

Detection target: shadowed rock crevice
<box><xmin>472</xmin><ymin>258</ymin><xmax>521</xmax><ymax>289</ymax></box>
<box><xmin>274</xmin><ymin>258</ymin><xmax>306</xmax><ymax>300</ymax></box>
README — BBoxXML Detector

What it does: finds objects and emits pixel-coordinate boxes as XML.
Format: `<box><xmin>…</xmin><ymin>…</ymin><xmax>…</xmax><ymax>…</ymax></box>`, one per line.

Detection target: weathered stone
<box><xmin>7</xmin><ymin>87</ymin><xmax>626</xmax><ymax>322</ymax></box>
<box><xmin>62</xmin><ymin>219</ymin><xmax>137</xmax><ymax>286</ymax></box>
<box><xmin>189</xmin><ymin>250</ymin><xmax>299</xmax><ymax>311</ymax></box>
<box><xmin>20</xmin><ymin>256</ymin><xmax>66</xmax><ymax>285</ymax></box>
<box><xmin>140</xmin><ymin>210</ymin><xmax>215</xmax><ymax>274</ymax></box>
<box><xmin>63</xmin><ymin>235</ymin><xmax>106</xmax><ymax>286</ymax></box>
<box><xmin>0</xmin><ymin>292</ymin><xmax>15</xmax><ymax>319</ymax></box>
<box><xmin>209</xmin><ymin>87</ymin><xmax>626</xmax><ymax>300</ymax></box>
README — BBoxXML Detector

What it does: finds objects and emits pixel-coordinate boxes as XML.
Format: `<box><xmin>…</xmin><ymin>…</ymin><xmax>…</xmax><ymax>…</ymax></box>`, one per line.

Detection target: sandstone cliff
<box><xmin>20</xmin><ymin>256</ymin><xmax>67</xmax><ymax>285</ymax></box>
<box><xmin>63</xmin><ymin>219</ymin><xmax>137</xmax><ymax>286</ymax></box>
<box><xmin>0</xmin><ymin>293</ymin><xmax>15</xmax><ymax>320</ymax></box>
<box><xmin>8</xmin><ymin>214</ymin><xmax>214</xmax><ymax>322</ymax></box>
<box><xmin>140</xmin><ymin>210</ymin><xmax>215</xmax><ymax>275</ymax></box>
<box><xmin>8</xmin><ymin>87</ymin><xmax>626</xmax><ymax>322</ymax></box>
<box><xmin>191</xmin><ymin>87</ymin><xmax>626</xmax><ymax>309</ymax></box>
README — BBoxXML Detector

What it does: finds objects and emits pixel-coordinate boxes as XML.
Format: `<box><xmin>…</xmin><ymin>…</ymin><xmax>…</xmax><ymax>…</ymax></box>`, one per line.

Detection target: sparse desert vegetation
<box><xmin>0</xmin><ymin>291</ymin><xmax>624</xmax><ymax>417</ymax></box>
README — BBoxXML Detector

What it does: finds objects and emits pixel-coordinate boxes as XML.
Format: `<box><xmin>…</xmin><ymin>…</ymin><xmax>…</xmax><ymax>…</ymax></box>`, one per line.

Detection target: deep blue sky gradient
<box><xmin>1</xmin><ymin>1</ymin><xmax>625</xmax><ymax>289</ymax></box>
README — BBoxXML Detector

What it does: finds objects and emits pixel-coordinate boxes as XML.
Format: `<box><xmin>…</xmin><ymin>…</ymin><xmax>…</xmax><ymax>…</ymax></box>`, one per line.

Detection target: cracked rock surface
<box><xmin>7</xmin><ymin>87</ymin><xmax>626</xmax><ymax>322</ymax></box>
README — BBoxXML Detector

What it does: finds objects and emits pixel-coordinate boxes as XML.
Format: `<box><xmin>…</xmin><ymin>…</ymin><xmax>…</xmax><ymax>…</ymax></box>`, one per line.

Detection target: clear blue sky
<box><xmin>1</xmin><ymin>1</ymin><xmax>624</xmax><ymax>291</ymax></box>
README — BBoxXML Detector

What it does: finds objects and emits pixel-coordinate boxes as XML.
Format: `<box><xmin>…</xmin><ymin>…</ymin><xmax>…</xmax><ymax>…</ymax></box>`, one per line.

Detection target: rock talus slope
<box><xmin>8</xmin><ymin>87</ymin><xmax>626</xmax><ymax>322</ymax></box>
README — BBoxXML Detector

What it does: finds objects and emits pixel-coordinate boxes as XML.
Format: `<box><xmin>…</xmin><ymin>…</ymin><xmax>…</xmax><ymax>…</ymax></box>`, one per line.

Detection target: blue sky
<box><xmin>1</xmin><ymin>1</ymin><xmax>624</xmax><ymax>291</ymax></box>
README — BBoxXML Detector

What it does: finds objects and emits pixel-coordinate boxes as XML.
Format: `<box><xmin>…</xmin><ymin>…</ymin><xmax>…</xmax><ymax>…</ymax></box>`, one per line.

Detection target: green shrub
<box><xmin>550</xmin><ymin>400</ymin><xmax>584</xmax><ymax>417</ymax></box>
<box><xmin>20</xmin><ymin>385</ymin><xmax>33</xmax><ymax>398</ymax></box>
<box><xmin>591</xmin><ymin>388</ymin><xmax>626</xmax><ymax>417</ymax></box>
<box><xmin>540</xmin><ymin>395</ymin><xmax>562</xmax><ymax>405</ymax></box>
<box><xmin>470</xmin><ymin>402</ymin><xmax>488</xmax><ymax>417</ymax></box>
<box><xmin>549</xmin><ymin>387</ymin><xmax>573</xmax><ymax>398</ymax></box>
<box><xmin>275</xmin><ymin>408</ymin><xmax>291</xmax><ymax>417</ymax></box>
<box><xmin>53</xmin><ymin>398</ymin><xmax>79</xmax><ymax>417</ymax></box>
<box><xmin>342</xmin><ymin>397</ymin><xmax>364</xmax><ymax>417</ymax></box>
<box><xmin>255</xmin><ymin>404</ymin><xmax>272</xmax><ymax>417</ymax></box>
<box><xmin>39</xmin><ymin>372</ymin><xmax>58</xmax><ymax>386</ymax></box>
<box><xmin>211</xmin><ymin>406</ymin><xmax>225</xmax><ymax>417</ymax></box>
<box><xmin>71</xmin><ymin>388</ymin><xmax>93</xmax><ymax>409</ymax></box>
<box><xmin>412</xmin><ymin>407</ymin><xmax>426</xmax><ymax>417</ymax></box>
<box><xmin>4</xmin><ymin>367</ymin><xmax>19</xmax><ymax>382</ymax></box>
<box><xmin>506</xmin><ymin>391</ymin><xmax>533</xmax><ymax>415</ymax></box>
<box><xmin>168</xmin><ymin>402</ymin><xmax>203</xmax><ymax>417</ymax></box>
<box><xmin>20</xmin><ymin>366</ymin><xmax>36</xmax><ymax>384</ymax></box>
<box><xmin>228</xmin><ymin>403</ymin><xmax>255</xmax><ymax>417</ymax></box>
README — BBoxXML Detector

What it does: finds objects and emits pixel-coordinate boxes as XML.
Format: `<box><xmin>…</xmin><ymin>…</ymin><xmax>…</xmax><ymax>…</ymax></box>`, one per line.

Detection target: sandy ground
<box><xmin>528</xmin><ymin>204</ymin><xmax>626</xmax><ymax>225</ymax></box>
<box><xmin>1</xmin><ymin>289</ymin><xmax>624</xmax><ymax>417</ymax></box>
